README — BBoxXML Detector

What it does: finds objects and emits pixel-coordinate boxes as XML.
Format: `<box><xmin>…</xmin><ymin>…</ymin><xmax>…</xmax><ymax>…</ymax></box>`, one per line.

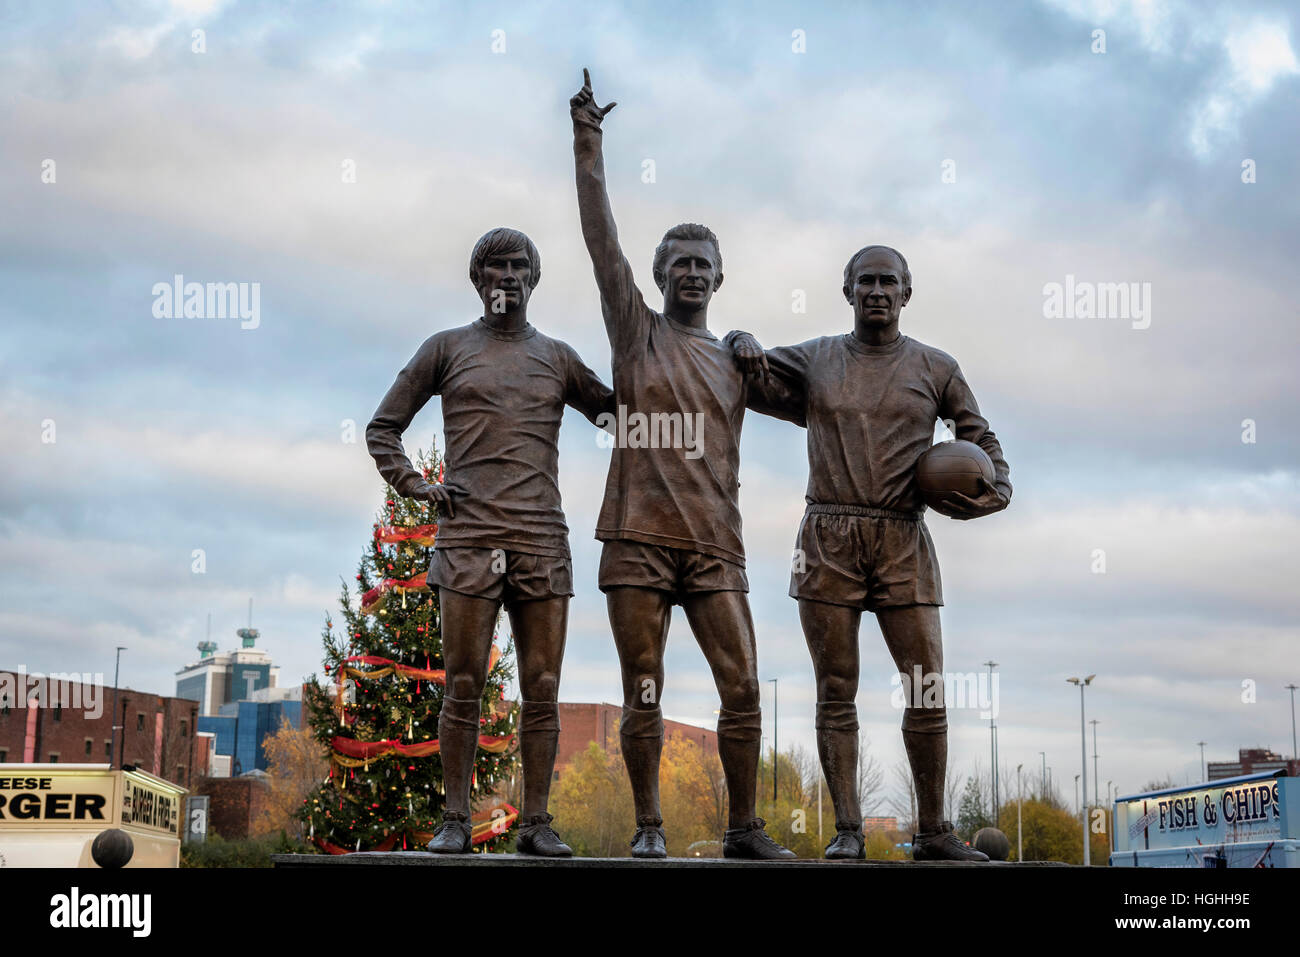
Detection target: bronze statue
<box><xmin>366</xmin><ymin>227</ymin><xmax>615</xmax><ymax>856</ymax></box>
<box><xmin>732</xmin><ymin>245</ymin><xmax>1011</xmax><ymax>860</ymax></box>
<box><xmin>571</xmin><ymin>69</ymin><xmax>795</xmax><ymax>859</ymax></box>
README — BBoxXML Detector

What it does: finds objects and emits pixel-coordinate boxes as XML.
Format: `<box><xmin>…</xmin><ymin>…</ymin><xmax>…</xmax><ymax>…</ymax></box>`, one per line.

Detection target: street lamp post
<box><xmin>1067</xmin><ymin>675</ymin><xmax>1095</xmax><ymax>866</ymax></box>
<box><xmin>1197</xmin><ymin>740</ymin><xmax>1207</xmax><ymax>782</ymax></box>
<box><xmin>769</xmin><ymin>678</ymin><xmax>778</xmax><ymax>803</ymax></box>
<box><xmin>119</xmin><ymin>696</ymin><xmax>130</xmax><ymax>770</ymax></box>
<box><xmin>1286</xmin><ymin>685</ymin><xmax>1297</xmax><ymax>761</ymax></box>
<box><xmin>108</xmin><ymin>646</ymin><xmax>126</xmax><ymax>769</ymax></box>
<box><xmin>1090</xmin><ymin>719</ymin><xmax>1100</xmax><ymax>806</ymax></box>
<box><xmin>1074</xmin><ymin>774</ymin><xmax>1080</xmax><ymax>816</ymax></box>
<box><xmin>1016</xmin><ymin>763</ymin><xmax>1024</xmax><ymax>862</ymax></box>
<box><xmin>993</xmin><ymin>724</ymin><xmax>1000</xmax><ymax>825</ymax></box>
<box><xmin>984</xmin><ymin>660</ymin><xmax>998</xmax><ymax>822</ymax></box>
<box><xmin>1039</xmin><ymin>751</ymin><xmax>1046</xmax><ymax>800</ymax></box>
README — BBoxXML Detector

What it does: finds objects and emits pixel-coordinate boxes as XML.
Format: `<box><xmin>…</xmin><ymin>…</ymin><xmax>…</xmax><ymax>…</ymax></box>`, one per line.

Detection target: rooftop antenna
<box><xmin>197</xmin><ymin>612</ymin><xmax>217</xmax><ymax>658</ymax></box>
<box><xmin>237</xmin><ymin>597</ymin><xmax>259</xmax><ymax>648</ymax></box>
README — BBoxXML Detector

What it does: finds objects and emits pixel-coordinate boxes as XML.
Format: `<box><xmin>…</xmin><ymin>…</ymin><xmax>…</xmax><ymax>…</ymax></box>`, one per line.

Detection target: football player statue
<box><xmin>367</xmin><ymin>227</ymin><xmax>614</xmax><ymax>856</ymax></box>
<box><xmin>730</xmin><ymin>245</ymin><xmax>1011</xmax><ymax>860</ymax></box>
<box><xmin>571</xmin><ymin>69</ymin><xmax>795</xmax><ymax>860</ymax></box>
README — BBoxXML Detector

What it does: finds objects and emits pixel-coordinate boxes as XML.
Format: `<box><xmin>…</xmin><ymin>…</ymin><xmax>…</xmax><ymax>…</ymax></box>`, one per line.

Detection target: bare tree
<box><xmin>789</xmin><ymin>743</ymin><xmax>820</xmax><ymax>797</ymax></box>
<box><xmin>857</xmin><ymin>734</ymin><xmax>885</xmax><ymax>816</ymax></box>
<box><xmin>998</xmin><ymin>760</ymin><xmax>1026</xmax><ymax>826</ymax></box>
<box><xmin>971</xmin><ymin>759</ymin><xmax>993</xmax><ymax>816</ymax></box>
<box><xmin>887</xmin><ymin>760</ymin><xmax>918</xmax><ymax>832</ymax></box>
<box><xmin>944</xmin><ymin>752</ymin><xmax>963</xmax><ymax>822</ymax></box>
<box><xmin>703</xmin><ymin>750</ymin><xmax>728</xmax><ymax>837</ymax></box>
<box><xmin>790</xmin><ymin>735</ymin><xmax>890</xmax><ymax>823</ymax></box>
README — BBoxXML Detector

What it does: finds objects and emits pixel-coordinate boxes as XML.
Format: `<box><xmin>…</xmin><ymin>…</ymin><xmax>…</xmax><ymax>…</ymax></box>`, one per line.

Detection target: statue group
<box><xmin>366</xmin><ymin>71</ymin><xmax>1012</xmax><ymax>862</ymax></box>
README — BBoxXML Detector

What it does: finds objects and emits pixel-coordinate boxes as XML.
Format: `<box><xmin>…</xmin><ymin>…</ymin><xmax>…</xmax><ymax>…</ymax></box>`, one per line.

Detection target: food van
<box><xmin>1111</xmin><ymin>770</ymin><xmax>1298</xmax><ymax>867</ymax></box>
<box><xmin>0</xmin><ymin>763</ymin><xmax>187</xmax><ymax>867</ymax></box>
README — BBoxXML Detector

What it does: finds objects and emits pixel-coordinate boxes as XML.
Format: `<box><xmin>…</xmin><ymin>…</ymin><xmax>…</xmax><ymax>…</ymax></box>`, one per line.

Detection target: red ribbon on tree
<box><xmin>360</xmin><ymin>571</ymin><xmax>430</xmax><ymax>614</ymax></box>
<box><xmin>337</xmin><ymin>646</ymin><xmax>499</xmax><ymax>684</ymax></box>
<box><xmin>373</xmin><ymin>524</ymin><xmax>438</xmax><ymax>546</ymax></box>
<box><xmin>330</xmin><ymin>733</ymin><xmax>514</xmax><ymax>760</ymax></box>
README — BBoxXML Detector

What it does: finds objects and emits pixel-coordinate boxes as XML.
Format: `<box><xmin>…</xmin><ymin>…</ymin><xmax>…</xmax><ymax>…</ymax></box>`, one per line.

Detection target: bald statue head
<box><xmin>842</xmin><ymin>245</ymin><xmax>912</xmax><ymax>332</ymax></box>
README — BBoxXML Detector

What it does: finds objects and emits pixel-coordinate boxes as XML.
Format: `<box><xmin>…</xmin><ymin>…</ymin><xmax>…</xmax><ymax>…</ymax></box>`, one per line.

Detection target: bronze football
<box><xmin>916</xmin><ymin>439</ymin><xmax>995</xmax><ymax>513</ymax></box>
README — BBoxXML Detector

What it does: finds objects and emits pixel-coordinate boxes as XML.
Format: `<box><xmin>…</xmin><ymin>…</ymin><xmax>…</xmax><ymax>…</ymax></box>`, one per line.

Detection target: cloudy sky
<box><xmin>3</xmin><ymin>0</ymin><xmax>1297</xmax><ymax>813</ymax></box>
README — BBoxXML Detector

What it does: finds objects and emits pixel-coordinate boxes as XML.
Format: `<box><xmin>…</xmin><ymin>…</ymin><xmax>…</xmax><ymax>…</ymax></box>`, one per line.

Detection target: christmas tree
<box><xmin>300</xmin><ymin>446</ymin><xmax>519</xmax><ymax>853</ymax></box>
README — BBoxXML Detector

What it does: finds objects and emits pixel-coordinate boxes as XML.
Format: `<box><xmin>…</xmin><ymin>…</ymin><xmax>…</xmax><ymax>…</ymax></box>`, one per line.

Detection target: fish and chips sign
<box><xmin>1112</xmin><ymin>771</ymin><xmax>1299</xmax><ymax>867</ymax></box>
<box><xmin>1120</xmin><ymin>777</ymin><xmax>1282</xmax><ymax>849</ymax></box>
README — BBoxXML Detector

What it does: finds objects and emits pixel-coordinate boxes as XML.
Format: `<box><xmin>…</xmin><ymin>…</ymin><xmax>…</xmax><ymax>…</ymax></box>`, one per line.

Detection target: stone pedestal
<box><xmin>272</xmin><ymin>852</ymin><xmax>1073</xmax><ymax>868</ymax></box>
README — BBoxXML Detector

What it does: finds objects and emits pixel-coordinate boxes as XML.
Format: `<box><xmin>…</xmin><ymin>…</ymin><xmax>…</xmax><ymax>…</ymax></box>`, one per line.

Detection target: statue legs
<box><xmin>876</xmin><ymin>604</ymin><xmax>947</xmax><ymax>831</ymax></box>
<box><xmin>505</xmin><ymin>596</ymin><xmax>570</xmax><ymax>819</ymax></box>
<box><xmin>607</xmin><ymin>586</ymin><xmax>672</xmax><ymax>826</ymax></box>
<box><xmin>799</xmin><ymin>600</ymin><xmax>950</xmax><ymax>838</ymax></box>
<box><xmin>798</xmin><ymin>599</ymin><xmax>864</xmax><ymax>833</ymax></box>
<box><xmin>437</xmin><ymin>588</ymin><xmax>500</xmax><ymax>817</ymax></box>
<box><xmin>608</xmin><ymin>584</ymin><xmax>789</xmax><ymax>857</ymax></box>
<box><xmin>680</xmin><ymin>589</ymin><xmax>763</xmax><ymax>828</ymax></box>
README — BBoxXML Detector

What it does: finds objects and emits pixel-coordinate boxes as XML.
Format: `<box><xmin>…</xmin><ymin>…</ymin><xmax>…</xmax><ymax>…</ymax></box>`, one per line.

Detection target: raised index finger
<box><xmin>582</xmin><ymin>67</ymin><xmax>592</xmax><ymax>91</ymax></box>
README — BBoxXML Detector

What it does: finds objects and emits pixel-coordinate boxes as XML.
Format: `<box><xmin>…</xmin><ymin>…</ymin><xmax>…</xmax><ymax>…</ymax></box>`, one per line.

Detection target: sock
<box><xmin>815</xmin><ymin>700</ymin><xmax>862</xmax><ymax>831</ymax></box>
<box><xmin>620</xmin><ymin>705</ymin><xmax>663</xmax><ymax>824</ymax></box>
<box><xmin>519</xmin><ymin>699</ymin><xmax>560</xmax><ymax>819</ymax></box>
<box><xmin>717</xmin><ymin>708</ymin><xmax>762</xmax><ymax>829</ymax></box>
<box><xmin>438</xmin><ymin>695</ymin><xmax>481</xmax><ymax>815</ymax></box>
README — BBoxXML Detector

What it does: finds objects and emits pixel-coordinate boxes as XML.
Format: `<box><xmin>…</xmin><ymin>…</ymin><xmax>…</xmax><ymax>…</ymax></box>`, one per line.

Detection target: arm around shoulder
<box><xmin>724</xmin><ymin>330</ymin><xmax>809</xmax><ymax>427</ymax></box>
<box><xmin>562</xmin><ymin>341</ymin><xmax>616</xmax><ymax>428</ymax></box>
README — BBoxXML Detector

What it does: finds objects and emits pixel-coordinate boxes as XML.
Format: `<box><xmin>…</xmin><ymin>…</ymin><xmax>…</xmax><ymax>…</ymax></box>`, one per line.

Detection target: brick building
<box><xmin>0</xmin><ymin>669</ymin><xmax>211</xmax><ymax>789</ymax></box>
<box><xmin>1207</xmin><ymin>747</ymin><xmax>1300</xmax><ymax>781</ymax></box>
<box><xmin>195</xmin><ymin>773</ymin><xmax>272</xmax><ymax>839</ymax></box>
<box><xmin>555</xmin><ymin>702</ymin><xmax>718</xmax><ymax>778</ymax></box>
